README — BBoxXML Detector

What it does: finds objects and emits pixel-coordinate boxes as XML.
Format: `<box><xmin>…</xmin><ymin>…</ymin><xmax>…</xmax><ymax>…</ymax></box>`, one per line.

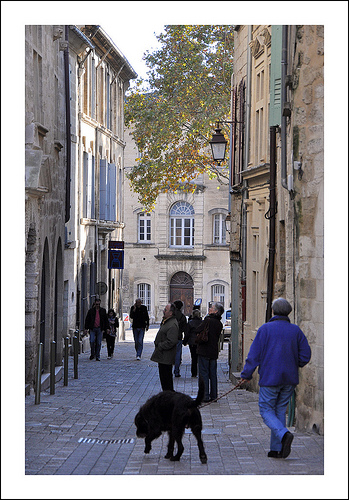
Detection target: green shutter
<box><xmin>269</xmin><ymin>25</ymin><xmax>282</xmax><ymax>127</ymax></box>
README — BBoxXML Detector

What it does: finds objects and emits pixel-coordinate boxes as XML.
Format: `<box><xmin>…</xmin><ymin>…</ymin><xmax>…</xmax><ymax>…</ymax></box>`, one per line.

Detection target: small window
<box><xmin>138</xmin><ymin>213</ymin><xmax>151</xmax><ymax>242</ymax></box>
<box><xmin>211</xmin><ymin>284</ymin><xmax>225</xmax><ymax>305</ymax></box>
<box><xmin>213</xmin><ymin>214</ymin><xmax>226</xmax><ymax>244</ymax></box>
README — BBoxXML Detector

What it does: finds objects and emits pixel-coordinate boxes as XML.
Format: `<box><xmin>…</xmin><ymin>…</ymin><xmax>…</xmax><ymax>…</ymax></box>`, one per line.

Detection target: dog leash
<box><xmin>199</xmin><ymin>379</ymin><xmax>245</xmax><ymax>408</ymax></box>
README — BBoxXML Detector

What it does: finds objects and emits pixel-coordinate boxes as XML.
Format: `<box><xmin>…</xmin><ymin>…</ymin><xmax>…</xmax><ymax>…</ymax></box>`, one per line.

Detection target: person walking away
<box><xmin>196</xmin><ymin>302</ymin><xmax>224</xmax><ymax>402</ymax></box>
<box><xmin>84</xmin><ymin>298</ymin><xmax>110</xmax><ymax>361</ymax></box>
<box><xmin>240</xmin><ymin>298</ymin><xmax>311</xmax><ymax>459</ymax></box>
<box><xmin>150</xmin><ymin>303</ymin><xmax>179</xmax><ymax>391</ymax></box>
<box><xmin>129</xmin><ymin>298</ymin><xmax>149</xmax><ymax>360</ymax></box>
<box><xmin>106</xmin><ymin>308</ymin><xmax>119</xmax><ymax>359</ymax></box>
<box><xmin>183</xmin><ymin>309</ymin><xmax>203</xmax><ymax>377</ymax></box>
<box><xmin>173</xmin><ymin>300</ymin><xmax>187</xmax><ymax>377</ymax></box>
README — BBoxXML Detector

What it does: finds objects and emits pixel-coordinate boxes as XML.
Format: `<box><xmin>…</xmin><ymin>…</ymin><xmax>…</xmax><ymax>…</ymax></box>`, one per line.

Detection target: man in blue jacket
<box><xmin>241</xmin><ymin>298</ymin><xmax>311</xmax><ymax>459</ymax></box>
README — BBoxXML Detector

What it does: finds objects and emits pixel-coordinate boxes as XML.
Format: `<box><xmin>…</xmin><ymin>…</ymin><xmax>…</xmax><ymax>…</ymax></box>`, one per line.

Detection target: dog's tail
<box><xmin>194</xmin><ymin>376</ymin><xmax>205</xmax><ymax>407</ymax></box>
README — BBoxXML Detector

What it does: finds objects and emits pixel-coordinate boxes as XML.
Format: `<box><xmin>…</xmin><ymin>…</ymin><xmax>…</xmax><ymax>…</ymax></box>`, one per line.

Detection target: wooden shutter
<box><xmin>99</xmin><ymin>159</ymin><xmax>108</xmax><ymax>220</ymax></box>
<box><xmin>108</xmin><ymin>163</ymin><xmax>116</xmax><ymax>221</ymax></box>
<box><xmin>269</xmin><ymin>25</ymin><xmax>282</xmax><ymax>127</ymax></box>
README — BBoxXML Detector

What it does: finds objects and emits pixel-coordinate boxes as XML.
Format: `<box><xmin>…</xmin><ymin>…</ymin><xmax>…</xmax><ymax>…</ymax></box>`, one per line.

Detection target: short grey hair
<box><xmin>211</xmin><ymin>302</ymin><xmax>224</xmax><ymax>317</ymax></box>
<box><xmin>272</xmin><ymin>298</ymin><xmax>292</xmax><ymax>316</ymax></box>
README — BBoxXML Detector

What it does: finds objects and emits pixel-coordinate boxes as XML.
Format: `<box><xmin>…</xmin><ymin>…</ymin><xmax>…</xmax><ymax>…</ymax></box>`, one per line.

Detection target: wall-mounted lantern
<box><xmin>209</xmin><ymin>122</ymin><xmax>228</xmax><ymax>165</ymax></box>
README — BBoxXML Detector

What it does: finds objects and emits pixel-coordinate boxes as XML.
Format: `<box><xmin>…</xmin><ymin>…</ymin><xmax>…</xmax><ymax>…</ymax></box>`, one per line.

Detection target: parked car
<box><xmin>221</xmin><ymin>308</ymin><xmax>231</xmax><ymax>341</ymax></box>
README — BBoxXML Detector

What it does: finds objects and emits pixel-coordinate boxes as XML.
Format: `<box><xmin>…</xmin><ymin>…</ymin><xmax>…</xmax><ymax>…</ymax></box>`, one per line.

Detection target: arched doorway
<box><xmin>170</xmin><ymin>272</ymin><xmax>194</xmax><ymax>316</ymax></box>
<box><xmin>54</xmin><ymin>238</ymin><xmax>64</xmax><ymax>363</ymax></box>
<box><xmin>40</xmin><ymin>239</ymin><xmax>50</xmax><ymax>371</ymax></box>
<box><xmin>25</xmin><ymin>224</ymin><xmax>38</xmax><ymax>385</ymax></box>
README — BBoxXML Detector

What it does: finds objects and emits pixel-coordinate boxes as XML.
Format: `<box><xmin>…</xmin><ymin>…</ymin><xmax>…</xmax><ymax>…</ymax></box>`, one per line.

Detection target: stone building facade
<box><xmin>25</xmin><ymin>25</ymin><xmax>136</xmax><ymax>392</ymax></box>
<box><xmin>64</xmin><ymin>25</ymin><xmax>136</xmax><ymax>344</ymax></box>
<box><xmin>123</xmin><ymin>131</ymin><xmax>231</xmax><ymax>323</ymax></box>
<box><xmin>229</xmin><ymin>25</ymin><xmax>324</xmax><ymax>433</ymax></box>
<box><xmin>25</xmin><ymin>25</ymin><xmax>67</xmax><ymax>389</ymax></box>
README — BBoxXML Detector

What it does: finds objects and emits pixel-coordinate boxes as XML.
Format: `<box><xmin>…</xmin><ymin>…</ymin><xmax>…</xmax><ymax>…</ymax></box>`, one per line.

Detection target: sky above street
<box><xmin>100</xmin><ymin>20</ymin><xmax>164</xmax><ymax>81</ymax></box>
<box><xmin>4</xmin><ymin>1</ymin><xmax>343</xmax><ymax>82</ymax></box>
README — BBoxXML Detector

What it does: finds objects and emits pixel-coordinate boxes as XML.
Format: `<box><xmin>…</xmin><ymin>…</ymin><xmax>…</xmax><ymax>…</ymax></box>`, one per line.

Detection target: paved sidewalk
<box><xmin>24</xmin><ymin>327</ymin><xmax>324</xmax><ymax>481</ymax></box>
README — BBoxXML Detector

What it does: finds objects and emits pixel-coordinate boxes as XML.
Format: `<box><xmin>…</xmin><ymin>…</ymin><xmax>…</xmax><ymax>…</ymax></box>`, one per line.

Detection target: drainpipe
<box><xmin>266</xmin><ymin>126</ymin><xmax>277</xmax><ymax>322</ymax></box>
<box><xmin>281</xmin><ymin>25</ymin><xmax>289</xmax><ymax>191</ymax></box>
<box><xmin>242</xmin><ymin>26</ymin><xmax>252</xmax><ymax>281</ymax></box>
<box><xmin>228</xmin><ymin>72</ymin><xmax>234</xmax><ymax>213</ymax></box>
<box><xmin>64</xmin><ymin>25</ymin><xmax>71</xmax><ymax>223</ymax></box>
<box><xmin>240</xmin><ymin>25</ymin><xmax>252</xmax><ymax>362</ymax></box>
<box><xmin>229</xmin><ymin>72</ymin><xmax>240</xmax><ymax>373</ymax></box>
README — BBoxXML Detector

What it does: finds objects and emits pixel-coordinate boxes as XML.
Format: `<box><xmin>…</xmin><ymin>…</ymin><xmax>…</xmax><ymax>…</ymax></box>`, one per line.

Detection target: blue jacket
<box><xmin>240</xmin><ymin>316</ymin><xmax>311</xmax><ymax>386</ymax></box>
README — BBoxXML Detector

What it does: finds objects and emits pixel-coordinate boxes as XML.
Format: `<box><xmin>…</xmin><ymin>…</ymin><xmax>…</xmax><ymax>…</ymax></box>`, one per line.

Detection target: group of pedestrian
<box><xmin>84</xmin><ymin>298</ymin><xmax>120</xmax><ymax>360</ymax></box>
<box><xmin>150</xmin><ymin>296</ymin><xmax>311</xmax><ymax>460</ymax></box>
<box><xmin>151</xmin><ymin>300</ymin><xmax>224</xmax><ymax>403</ymax></box>
<box><xmin>84</xmin><ymin>295</ymin><xmax>311</xmax><ymax>460</ymax></box>
<box><xmin>84</xmin><ymin>297</ymin><xmax>149</xmax><ymax>362</ymax></box>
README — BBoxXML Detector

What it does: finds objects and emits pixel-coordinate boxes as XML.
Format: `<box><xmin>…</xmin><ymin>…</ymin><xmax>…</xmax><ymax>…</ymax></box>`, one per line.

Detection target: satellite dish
<box><xmin>96</xmin><ymin>282</ymin><xmax>107</xmax><ymax>295</ymax></box>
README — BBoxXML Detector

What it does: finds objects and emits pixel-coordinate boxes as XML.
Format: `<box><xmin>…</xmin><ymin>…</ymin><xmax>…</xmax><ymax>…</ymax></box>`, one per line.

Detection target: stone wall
<box><xmin>25</xmin><ymin>25</ymin><xmax>67</xmax><ymax>385</ymax></box>
<box><xmin>290</xmin><ymin>25</ymin><xmax>324</xmax><ymax>433</ymax></box>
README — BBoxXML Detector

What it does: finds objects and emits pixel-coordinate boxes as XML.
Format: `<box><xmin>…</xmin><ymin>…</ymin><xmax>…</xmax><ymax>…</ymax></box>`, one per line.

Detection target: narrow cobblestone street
<box><xmin>12</xmin><ymin>328</ymin><xmax>331</xmax><ymax>498</ymax></box>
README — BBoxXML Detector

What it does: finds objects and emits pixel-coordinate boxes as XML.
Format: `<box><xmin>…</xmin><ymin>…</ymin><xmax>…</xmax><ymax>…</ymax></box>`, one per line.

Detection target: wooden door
<box><xmin>169</xmin><ymin>272</ymin><xmax>194</xmax><ymax>316</ymax></box>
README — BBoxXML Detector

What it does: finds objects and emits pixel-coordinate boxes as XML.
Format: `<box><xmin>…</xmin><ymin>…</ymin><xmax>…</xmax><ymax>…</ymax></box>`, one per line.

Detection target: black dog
<box><xmin>134</xmin><ymin>377</ymin><xmax>207</xmax><ymax>463</ymax></box>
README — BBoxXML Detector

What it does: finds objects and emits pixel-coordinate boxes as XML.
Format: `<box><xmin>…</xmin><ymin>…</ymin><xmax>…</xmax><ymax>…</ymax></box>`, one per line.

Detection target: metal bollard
<box><xmin>50</xmin><ymin>341</ymin><xmax>56</xmax><ymax>395</ymax></box>
<box><xmin>35</xmin><ymin>343</ymin><xmax>44</xmax><ymax>405</ymax></box>
<box><xmin>73</xmin><ymin>336</ymin><xmax>79</xmax><ymax>379</ymax></box>
<box><xmin>64</xmin><ymin>337</ymin><xmax>69</xmax><ymax>386</ymax></box>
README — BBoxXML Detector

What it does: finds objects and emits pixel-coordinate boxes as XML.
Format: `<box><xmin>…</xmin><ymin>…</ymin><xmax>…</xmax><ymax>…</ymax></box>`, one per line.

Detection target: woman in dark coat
<box><xmin>183</xmin><ymin>309</ymin><xmax>203</xmax><ymax>377</ymax></box>
<box><xmin>196</xmin><ymin>302</ymin><xmax>224</xmax><ymax>402</ymax></box>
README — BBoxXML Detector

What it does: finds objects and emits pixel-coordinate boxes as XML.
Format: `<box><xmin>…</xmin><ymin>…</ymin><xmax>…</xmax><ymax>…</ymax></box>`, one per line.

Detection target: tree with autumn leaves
<box><xmin>124</xmin><ymin>25</ymin><xmax>234</xmax><ymax>211</ymax></box>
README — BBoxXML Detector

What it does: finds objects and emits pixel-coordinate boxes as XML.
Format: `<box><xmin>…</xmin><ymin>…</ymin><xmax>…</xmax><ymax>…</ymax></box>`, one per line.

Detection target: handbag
<box><xmin>195</xmin><ymin>319</ymin><xmax>210</xmax><ymax>344</ymax></box>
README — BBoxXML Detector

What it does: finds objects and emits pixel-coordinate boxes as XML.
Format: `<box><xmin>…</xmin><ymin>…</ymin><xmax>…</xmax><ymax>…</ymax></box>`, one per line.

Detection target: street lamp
<box><xmin>209</xmin><ymin>122</ymin><xmax>228</xmax><ymax>165</ymax></box>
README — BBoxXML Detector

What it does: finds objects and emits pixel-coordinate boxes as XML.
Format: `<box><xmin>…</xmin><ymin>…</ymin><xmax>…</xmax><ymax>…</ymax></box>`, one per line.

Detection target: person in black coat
<box><xmin>183</xmin><ymin>309</ymin><xmax>203</xmax><ymax>377</ymax></box>
<box><xmin>196</xmin><ymin>302</ymin><xmax>224</xmax><ymax>402</ymax></box>
<box><xmin>84</xmin><ymin>298</ymin><xmax>110</xmax><ymax>361</ymax></box>
<box><xmin>129</xmin><ymin>299</ymin><xmax>150</xmax><ymax>360</ymax></box>
<box><xmin>173</xmin><ymin>300</ymin><xmax>188</xmax><ymax>377</ymax></box>
<box><xmin>106</xmin><ymin>308</ymin><xmax>119</xmax><ymax>359</ymax></box>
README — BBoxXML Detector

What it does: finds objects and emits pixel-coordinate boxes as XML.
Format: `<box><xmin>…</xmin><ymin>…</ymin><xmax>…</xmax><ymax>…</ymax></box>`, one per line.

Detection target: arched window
<box><xmin>170</xmin><ymin>201</ymin><xmax>194</xmax><ymax>247</ymax></box>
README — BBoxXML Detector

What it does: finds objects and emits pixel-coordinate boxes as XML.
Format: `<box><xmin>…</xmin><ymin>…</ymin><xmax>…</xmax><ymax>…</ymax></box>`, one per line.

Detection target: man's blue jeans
<box><xmin>132</xmin><ymin>327</ymin><xmax>145</xmax><ymax>357</ymax></box>
<box><xmin>198</xmin><ymin>355</ymin><xmax>218</xmax><ymax>401</ymax></box>
<box><xmin>258</xmin><ymin>385</ymin><xmax>295</xmax><ymax>452</ymax></box>
<box><xmin>174</xmin><ymin>340</ymin><xmax>182</xmax><ymax>375</ymax></box>
<box><xmin>89</xmin><ymin>327</ymin><xmax>102</xmax><ymax>359</ymax></box>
